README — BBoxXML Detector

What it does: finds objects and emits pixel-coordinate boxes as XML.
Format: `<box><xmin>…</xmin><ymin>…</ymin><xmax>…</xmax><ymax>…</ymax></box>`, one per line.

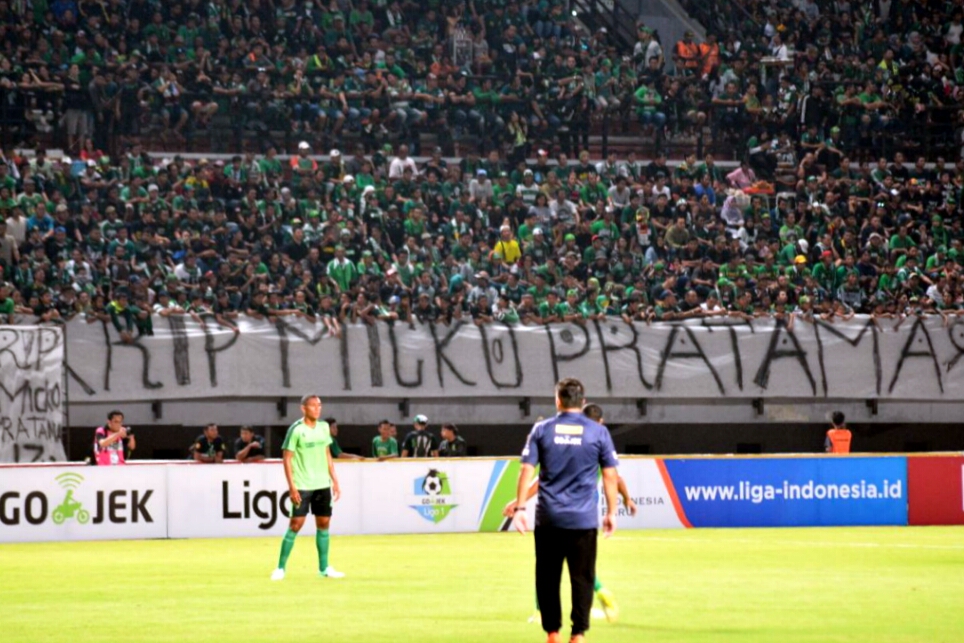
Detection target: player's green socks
<box><xmin>317</xmin><ymin>529</ymin><xmax>330</xmax><ymax>571</ymax></box>
<box><xmin>594</xmin><ymin>578</ymin><xmax>603</xmax><ymax>592</ymax></box>
<box><xmin>278</xmin><ymin>529</ymin><xmax>297</xmax><ymax>570</ymax></box>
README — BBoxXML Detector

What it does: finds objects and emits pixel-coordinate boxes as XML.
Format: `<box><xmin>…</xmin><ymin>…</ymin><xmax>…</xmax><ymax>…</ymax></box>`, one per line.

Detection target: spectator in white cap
<box><xmin>468</xmin><ymin>271</ymin><xmax>499</xmax><ymax>305</ymax></box>
<box><xmin>494</xmin><ymin>225</ymin><xmax>522</xmax><ymax>265</ymax></box>
<box><xmin>323</xmin><ymin>150</ymin><xmax>344</xmax><ymax>193</ymax></box>
<box><xmin>469</xmin><ymin>169</ymin><xmax>493</xmax><ymax>202</ymax></box>
<box><xmin>401</xmin><ymin>414</ymin><xmax>439</xmax><ymax>458</ymax></box>
<box><xmin>290</xmin><ymin>141</ymin><xmax>317</xmax><ymax>183</ymax></box>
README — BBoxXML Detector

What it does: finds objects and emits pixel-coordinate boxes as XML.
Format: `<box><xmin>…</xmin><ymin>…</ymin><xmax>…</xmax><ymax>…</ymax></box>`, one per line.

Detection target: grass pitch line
<box><xmin>612</xmin><ymin>535</ymin><xmax>964</xmax><ymax>551</ymax></box>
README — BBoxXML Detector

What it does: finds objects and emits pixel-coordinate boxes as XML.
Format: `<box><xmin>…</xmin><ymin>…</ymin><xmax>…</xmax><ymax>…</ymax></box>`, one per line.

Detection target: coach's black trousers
<box><xmin>534</xmin><ymin>526</ymin><xmax>597</xmax><ymax>636</ymax></box>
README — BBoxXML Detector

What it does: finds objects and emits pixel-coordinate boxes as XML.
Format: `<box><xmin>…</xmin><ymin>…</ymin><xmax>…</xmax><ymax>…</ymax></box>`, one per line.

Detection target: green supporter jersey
<box><xmin>281</xmin><ymin>419</ymin><xmax>332</xmax><ymax>490</ymax></box>
<box><xmin>372</xmin><ymin>436</ymin><xmax>399</xmax><ymax>458</ymax></box>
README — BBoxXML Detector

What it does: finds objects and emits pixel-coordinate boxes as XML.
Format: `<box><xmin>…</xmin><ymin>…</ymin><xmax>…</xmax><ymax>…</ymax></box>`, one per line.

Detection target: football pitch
<box><xmin>2</xmin><ymin>527</ymin><xmax>962</xmax><ymax>643</ymax></box>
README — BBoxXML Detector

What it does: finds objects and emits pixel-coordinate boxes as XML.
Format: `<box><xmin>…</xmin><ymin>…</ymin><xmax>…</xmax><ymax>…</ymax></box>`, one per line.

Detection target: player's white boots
<box><xmin>321</xmin><ymin>566</ymin><xmax>345</xmax><ymax>578</ymax></box>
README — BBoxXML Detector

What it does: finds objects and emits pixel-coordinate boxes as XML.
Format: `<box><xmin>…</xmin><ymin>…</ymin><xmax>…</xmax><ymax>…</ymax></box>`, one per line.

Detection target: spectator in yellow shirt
<box><xmin>493</xmin><ymin>225</ymin><xmax>522</xmax><ymax>264</ymax></box>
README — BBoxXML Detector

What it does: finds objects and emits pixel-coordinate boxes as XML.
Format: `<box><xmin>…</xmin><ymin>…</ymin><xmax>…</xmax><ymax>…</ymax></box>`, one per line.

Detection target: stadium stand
<box><xmin>1</xmin><ymin>0</ymin><xmax>964</xmax><ymax>326</ymax></box>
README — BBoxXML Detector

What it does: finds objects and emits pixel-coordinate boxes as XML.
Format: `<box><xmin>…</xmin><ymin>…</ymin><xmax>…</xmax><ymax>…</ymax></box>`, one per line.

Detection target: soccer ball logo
<box><xmin>411</xmin><ymin>469</ymin><xmax>456</xmax><ymax>523</ymax></box>
<box><xmin>422</xmin><ymin>470</ymin><xmax>444</xmax><ymax>496</ymax></box>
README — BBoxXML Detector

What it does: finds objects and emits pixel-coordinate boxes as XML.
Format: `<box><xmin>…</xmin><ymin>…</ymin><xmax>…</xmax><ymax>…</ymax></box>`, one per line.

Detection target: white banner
<box><xmin>0</xmin><ymin>459</ymin><xmax>680</xmax><ymax>542</ymax></box>
<box><xmin>169</xmin><ymin>460</ymin><xmax>506</xmax><ymax>538</ymax></box>
<box><xmin>358</xmin><ymin>459</ymin><xmax>502</xmax><ymax>534</ymax></box>
<box><xmin>58</xmin><ymin>315</ymin><xmax>964</xmax><ymax>403</ymax></box>
<box><xmin>0</xmin><ymin>327</ymin><xmax>66</xmax><ymax>463</ymax></box>
<box><xmin>167</xmin><ymin>462</ymin><xmax>364</xmax><ymax>538</ymax></box>
<box><xmin>612</xmin><ymin>459</ymin><xmax>686</xmax><ymax>530</ymax></box>
<box><xmin>0</xmin><ymin>464</ymin><xmax>167</xmax><ymax>542</ymax></box>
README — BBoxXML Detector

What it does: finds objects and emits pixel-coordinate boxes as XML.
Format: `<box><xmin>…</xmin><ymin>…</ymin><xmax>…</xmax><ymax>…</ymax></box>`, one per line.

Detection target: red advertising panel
<box><xmin>908</xmin><ymin>456</ymin><xmax>964</xmax><ymax>526</ymax></box>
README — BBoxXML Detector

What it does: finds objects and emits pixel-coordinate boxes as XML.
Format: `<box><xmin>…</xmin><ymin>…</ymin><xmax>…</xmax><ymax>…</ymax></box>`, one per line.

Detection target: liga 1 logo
<box><xmin>410</xmin><ymin>469</ymin><xmax>457</xmax><ymax>524</ymax></box>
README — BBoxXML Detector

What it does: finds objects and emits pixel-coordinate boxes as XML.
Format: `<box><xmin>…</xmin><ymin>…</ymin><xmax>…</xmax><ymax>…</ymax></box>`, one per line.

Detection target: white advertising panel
<box><xmin>0</xmin><ymin>458</ymin><xmax>685</xmax><ymax>543</ymax></box>
<box><xmin>513</xmin><ymin>459</ymin><xmax>685</xmax><ymax>532</ymax></box>
<box><xmin>0</xmin><ymin>464</ymin><xmax>167</xmax><ymax>542</ymax></box>
<box><xmin>612</xmin><ymin>459</ymin><xmax>686</xmax><ymax>530</ymax></box>
<box><xmin>358</xmin><ymin>459</ymin><xmax>495</xmax><ymax>535</ymax></box>
<box><xmin>167</xmin><ymin>462</ymin><xmax>363</xmax><ymax>538</ymax></box>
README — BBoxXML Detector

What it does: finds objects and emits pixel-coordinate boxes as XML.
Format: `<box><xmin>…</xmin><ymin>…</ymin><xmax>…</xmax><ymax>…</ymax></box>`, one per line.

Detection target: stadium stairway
<box><xmin>572</xmin><ymin>0</ymin><xmax>706</xmax><ymax>65</ymax></box>
<box><xmin>125</xmin><ymin>110</ymin><xmax>726</xmax><ymax>161</ymax></box>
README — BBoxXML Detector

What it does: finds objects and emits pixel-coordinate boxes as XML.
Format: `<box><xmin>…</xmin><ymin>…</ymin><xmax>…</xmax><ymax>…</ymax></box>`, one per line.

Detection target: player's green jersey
<box><xmin>372</xmin><ymin>436</ymin><xmax>399</xmax><ymax>458</ymax></box>
<box><xmin>281</xmin><ymin>419</ymin><xmax>332</xmax><ymax>490</ymax></box>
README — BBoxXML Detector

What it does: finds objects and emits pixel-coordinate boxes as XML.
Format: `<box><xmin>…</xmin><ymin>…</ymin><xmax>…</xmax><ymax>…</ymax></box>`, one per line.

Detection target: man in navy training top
<box><xmin>512</xmin><ymin>377</ymin><xmax>619</xmax><ymax>643</ymax></box>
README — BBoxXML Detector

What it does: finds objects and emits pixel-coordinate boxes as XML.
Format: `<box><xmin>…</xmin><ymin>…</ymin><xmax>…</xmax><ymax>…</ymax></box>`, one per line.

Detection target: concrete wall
<box><xmin>67</xmin><ymin>397</ymin><xmax>964</xmax><ymax>431</ymax></box>
<box><xmin>66</xmin><ymin>420</ymin><xmax>963</xmax><ymax>462</ymax></box>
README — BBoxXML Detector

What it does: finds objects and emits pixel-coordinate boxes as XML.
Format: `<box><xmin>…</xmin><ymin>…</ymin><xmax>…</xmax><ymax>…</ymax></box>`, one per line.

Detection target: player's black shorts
<box><xmin>291</xmin><ymin>488</ymin><xmax>332</xmax><ymax>518</ymax></box>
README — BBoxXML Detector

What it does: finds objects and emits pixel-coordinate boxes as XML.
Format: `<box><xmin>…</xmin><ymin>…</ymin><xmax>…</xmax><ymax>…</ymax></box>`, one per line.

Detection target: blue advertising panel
<box><xmin>662</xmin><ymin>457</ymin><xmax>908</xmax><ymax>527</ymax></box>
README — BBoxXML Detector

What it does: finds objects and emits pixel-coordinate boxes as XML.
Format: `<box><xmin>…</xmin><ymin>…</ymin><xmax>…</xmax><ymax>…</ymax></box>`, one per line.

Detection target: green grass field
<box><xmin>2</xmin><ymin>527</ymin><xmax>962</xmax><ymax>643</ymax></box>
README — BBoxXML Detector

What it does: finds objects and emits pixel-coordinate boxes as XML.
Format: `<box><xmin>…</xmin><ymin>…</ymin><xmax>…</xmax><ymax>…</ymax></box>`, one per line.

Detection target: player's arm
<box><xmin>236</xmin><ymin>441</ymin><xmax>254</xmax><ymax>462</ymax></box>
<box><xmin>193</xmin><ymin>444</ymin><xmax>214</xmax><ymax>463</ymax></box>
<box><xmin>379</xmin><ymin>439</ymin><xmax>400</xmax><ymax>461</ymax></box>
<box><xmin>215</xmin><ymin>442</ymin><xmax>225</xmax><ymax>463</ymax></box>
<box><xmin>514</xmin><ymin>462</ymin><xmax>536</xmax><ymax>529</ymax></box>
<box><xmin>512</xmin><ymin>423</ymin><xmax>542</xmax><ymax>532</ymax></box>
<box><xmin>502</xmin><ymin>477</ymin><xmax>539</xmax><ymax>517</ymax></box>
<box><xmin>617</xmin><ymin>474</ymin><xmax>636</xmax><ymax>516</ymax></box>
<box><xmin>327</xmin><ymin>447</ymin><xmax>340</xmax><ymax>501</ymax></box>
<box><xmin>283</xmin><ymin>449</ymin><xmax>301</xmax><ymax>507</ymax></box>
<box><xmin>400</xmin><ymin>434</ymin><xmax>410</xmax><ymax>457</ymax></box>
<box><xmin>601</xmin><ymin>467</ymin><xmax>619</xmax><ymax>537</ymax></box>
<box><xmin>98</xmin><ymin>428</ymin><xmax>126</xmax><ymax>448</ymax></box>
<box><xmin>825</xmin><ymin>433</ymin><xmax>832</xmax><ymax>453</ymax></box>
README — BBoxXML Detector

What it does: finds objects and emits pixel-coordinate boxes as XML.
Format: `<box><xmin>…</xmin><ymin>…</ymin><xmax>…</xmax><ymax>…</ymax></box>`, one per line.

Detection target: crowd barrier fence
<box><xmin>2</xmin><ymin>454</ymin><xmax>959</xmax><ymax>543</ymax></box>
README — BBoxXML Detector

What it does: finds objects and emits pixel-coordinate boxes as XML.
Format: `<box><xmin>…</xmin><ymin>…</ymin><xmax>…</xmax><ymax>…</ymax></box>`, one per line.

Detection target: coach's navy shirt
<box><xmin>521</xmin><ymin>411</ymin><xmax>619</xmax><ymax>530</ymax></box>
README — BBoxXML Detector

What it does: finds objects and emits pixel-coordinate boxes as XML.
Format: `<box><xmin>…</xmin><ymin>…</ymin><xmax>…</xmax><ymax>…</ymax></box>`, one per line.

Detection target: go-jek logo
<box><xmin>410</xmin><ymin>469</ymin><xmax>457</xmax><ymax>524</ymax></box>
<box><xmin>0</xmin><ymin>471</ymin><xmax>153</xmax><ymax>527</ymax></box>
<box><xmin>52</xmin><ymin>472</ymin><xmax>90</xmax><ymax>524</ymax></box>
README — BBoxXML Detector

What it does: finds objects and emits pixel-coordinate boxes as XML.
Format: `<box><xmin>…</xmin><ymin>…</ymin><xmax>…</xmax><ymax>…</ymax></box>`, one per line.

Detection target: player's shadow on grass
<box><xmin>614</xmin><ymin>623</ymin><xmax>753</xmax><ymax>635</ymax></box>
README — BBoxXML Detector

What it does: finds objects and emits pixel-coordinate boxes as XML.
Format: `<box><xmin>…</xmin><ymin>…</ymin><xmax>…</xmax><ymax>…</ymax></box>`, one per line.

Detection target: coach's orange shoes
<box><xmin>569</xmin><ymin>636</ymin><xmax>585</xmax><ymax>643</ymax></box>
<box><xmin>546</xmin><ymin>633</ymin><xmax>561</xmax><ymax>643</ymax></box>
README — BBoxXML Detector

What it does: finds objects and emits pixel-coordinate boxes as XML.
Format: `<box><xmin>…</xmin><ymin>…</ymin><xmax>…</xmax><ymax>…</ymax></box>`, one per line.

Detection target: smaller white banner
<box><xmin>167</xmin><ymin>463</ymin><xmax>363</xmax><ymax>538</ymax></box>
<box><xmin>358</xmin><ymin>460</ymin><xmax>496</xmax><ymax>534</ymax></box>
<box><xmin>0</xmin><ymin>327</ymin><xmax>66</xmax><ymax>463</ymax></box>
<box><xmin>0</xmin><ymin>465</ymin><xmax>167</xmax><ymax>542</ymax></box>
<box><xmin>518</xmin><ymin>459</ymin><xmax>685</xmax><ymax>531</ymax></box>
<box><xmin>607</xmin><ymin>459</ymin><xmax>686</xmax><ymax>529</ymax></box>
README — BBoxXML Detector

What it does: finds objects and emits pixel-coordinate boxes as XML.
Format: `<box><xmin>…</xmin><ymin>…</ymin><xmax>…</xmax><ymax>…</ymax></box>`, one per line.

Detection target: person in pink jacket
<box><xmin>93</xmin><ymin>410</ymin><xmax>134</xmax><ymax>465</ymax></box>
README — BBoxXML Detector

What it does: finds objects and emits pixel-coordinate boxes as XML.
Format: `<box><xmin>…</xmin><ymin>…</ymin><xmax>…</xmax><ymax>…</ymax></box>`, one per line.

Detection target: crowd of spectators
<box><xmin>672</xmin><ymin>0</ymin><xmax>964</xmax><ymax>157</ymax></box>
<box><xmin>2</xmin><ymin>0</ymin><xmax>964</xmax><ymax>329</ymax></box>
<box><xmin>2</xmin><ymin>0</ymin><xmax>962</xmax><ymax>159</ymax></box>
<box><xmin>2</xmin><ymin>140</ymin><xmax>964</xmax><ymax>329</ymax></box>
<box><xmin>0</xmin><ymin>0</ymin><xmax>638</xmax><ymax>155</ymax></box>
